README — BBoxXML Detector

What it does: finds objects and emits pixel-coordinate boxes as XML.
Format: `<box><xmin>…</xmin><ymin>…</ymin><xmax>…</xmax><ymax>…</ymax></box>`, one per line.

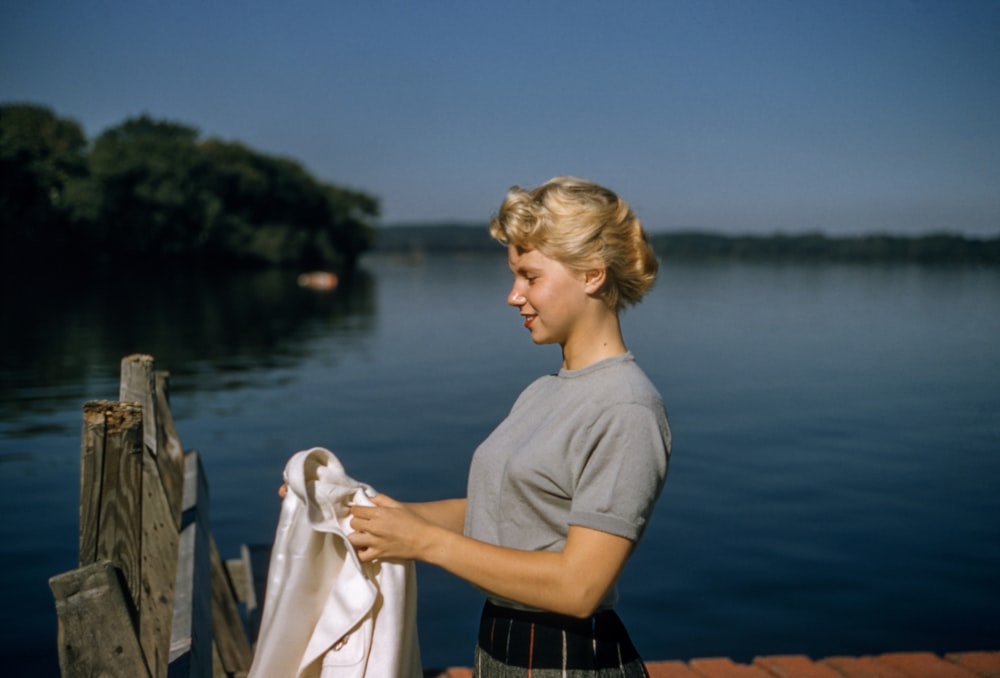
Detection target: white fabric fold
<box><xmin>248</xmin><ymin>447</ymin><xmax>422</xmax><ymax>678</ymax></box>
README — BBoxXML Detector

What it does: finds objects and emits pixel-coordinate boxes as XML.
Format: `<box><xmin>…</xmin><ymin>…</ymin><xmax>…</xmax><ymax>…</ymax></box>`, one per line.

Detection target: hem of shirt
<box><xmin>568</xmin><ymin>511</ymin><xmax>641</xmax><ymax>542</ymax></box>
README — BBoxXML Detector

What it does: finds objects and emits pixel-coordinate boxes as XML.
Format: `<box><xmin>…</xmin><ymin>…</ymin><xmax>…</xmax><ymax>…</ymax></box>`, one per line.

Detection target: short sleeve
<box><xmin>568</xmin><ymin>402</ymin><xmax>670</xmax><ymax>542</ymax></box>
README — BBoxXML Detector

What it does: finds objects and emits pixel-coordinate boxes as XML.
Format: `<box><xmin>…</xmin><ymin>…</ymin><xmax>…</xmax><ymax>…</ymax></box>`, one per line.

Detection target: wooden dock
<box><xmin>48</xmin><ymin>354</ymin><xmax>265</xmax><ymax>677</ymax></box>
<box><xmin>48</xmin><ymin>354</ymin><xmax>999</xmax><ymax>677</ymax></box>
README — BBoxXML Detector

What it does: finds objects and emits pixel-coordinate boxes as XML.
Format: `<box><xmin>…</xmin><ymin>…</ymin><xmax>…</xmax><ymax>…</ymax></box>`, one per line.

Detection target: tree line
<box><xmin>6</xmin><ymin>102</ymin><xmax>995</xmax><ymax>272</ymax></box>
<box><xmin>1</xmin><ymin>103</ymin><xmax>378</xmax><ymax>272</ymax></box>
<box><xmin>374</xmin><ymin>225</ymin><xmax>1000</xmax><ymax>266</ymax></box>
<box><xmin>649</xmin><ymin>230</ymin><xmax>1000</xmax><ymax>265</ymax></box>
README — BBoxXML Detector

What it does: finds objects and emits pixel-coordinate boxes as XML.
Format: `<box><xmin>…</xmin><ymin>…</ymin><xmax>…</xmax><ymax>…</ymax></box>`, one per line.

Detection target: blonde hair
<box><xmin>489</xmin><ymin>176</ymin><xmax>659</xmax><ymax>311</ymax></box>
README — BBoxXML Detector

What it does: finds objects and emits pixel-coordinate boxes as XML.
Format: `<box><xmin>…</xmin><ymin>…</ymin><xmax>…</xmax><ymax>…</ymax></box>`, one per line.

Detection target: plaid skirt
<box><xmin>472</xmin><ymin>601</ymin><xmax>649</xmax><ymax>678</ymax></box>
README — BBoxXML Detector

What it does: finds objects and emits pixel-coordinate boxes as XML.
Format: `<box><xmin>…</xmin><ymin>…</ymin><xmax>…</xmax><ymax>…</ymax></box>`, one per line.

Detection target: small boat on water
<box><xmin>297</xmin><ymin>271</ymin><xmax>339</xmax><ymax>291</ymax></box>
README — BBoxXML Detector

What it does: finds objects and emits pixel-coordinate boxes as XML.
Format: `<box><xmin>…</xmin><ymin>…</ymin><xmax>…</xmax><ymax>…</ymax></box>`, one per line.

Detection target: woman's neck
<box><xmin>561</xmin><ymin>314</ymin><xmax>627</xmax><ymax>371</ymax></box>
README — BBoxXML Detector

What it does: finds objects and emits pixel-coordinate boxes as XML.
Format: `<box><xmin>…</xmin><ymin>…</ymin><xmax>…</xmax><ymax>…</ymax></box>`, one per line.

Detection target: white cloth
<box><xmin>248</xmin><ymin>447</ymin><xmax>422</xmax><ymax>678</ymax></box>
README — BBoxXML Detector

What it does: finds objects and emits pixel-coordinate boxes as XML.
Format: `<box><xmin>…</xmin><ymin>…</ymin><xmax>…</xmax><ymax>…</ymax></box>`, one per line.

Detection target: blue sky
<box><xmin>3</xmin><ymin>0</ymin><xmax>998</xmax><ymax>235</ymax></box>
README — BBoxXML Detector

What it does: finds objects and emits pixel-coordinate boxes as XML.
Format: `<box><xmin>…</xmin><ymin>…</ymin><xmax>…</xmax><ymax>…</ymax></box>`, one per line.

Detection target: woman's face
<box><xmin>506</xmin><ymin>245</ymin><xmax>590</xmax><ymax>347</ymax></box>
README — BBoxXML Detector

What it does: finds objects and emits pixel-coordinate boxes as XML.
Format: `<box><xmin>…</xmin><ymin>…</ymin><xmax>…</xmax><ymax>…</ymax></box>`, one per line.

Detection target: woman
<box><xmin>348</xmin><ymin>176</ymin><xmax>671</xmax><ymax>676</ymax></box>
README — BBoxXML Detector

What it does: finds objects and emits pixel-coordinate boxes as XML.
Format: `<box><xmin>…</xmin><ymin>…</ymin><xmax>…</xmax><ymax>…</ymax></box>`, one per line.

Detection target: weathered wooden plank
<box><xmin>119</xmin><ymin>356</ymin><xmax>186</xmax><ymax>527</ymax></box>
<box><xmin>243</xmin><ymin>543</ymin><xmax>271</xmax><ymax>643</ymax></box>
<box><xmin>121</xmin><ymin>354</ymin><xmax>158</xmax><ymax>457</ymax></box>
<box><xmin>210</xmin><ymin>535</ymin><xmax>254</xmax><ymax>675</ymax></box>
<box><xmin>211</xmin><ymin>641</ymin><xmax>229</xmax><ymax>678</ymax></box>
<box><xmin>78</xmin><ymin>400</ymin><xmax>144</xmax><ymax>609</ymax></box>
<box><xmin>155</xmin><ymin>369</ymin><xmax>186</xmax><ymax>523</ymax></box>
<box><xmin>49</xmin><ymin>560</ymin><xmax>152</xmax><ymax>678</ymax></box>
<box><xmin>169</xmin><ymin>451</ymin><xmax>213</xmax><ymax>678</ymax></box>
<box><xmin>224</xmin><ymin>558</ymin><xmax>248</xmax><ymax>604</ymax></box>
<box><xmin>141</xmin><ymin>438</ymin><xmax>182</xmax><ymax>678</ymax></box>
<box><xmin>224</xmin><ymin>543</ymin><xmax>271</xmax><ymax>644</ymax></box>
<box><xmin>78</xmin><ymin>400</ymin><xmax>111</xmax><ymax>566</ymax></box>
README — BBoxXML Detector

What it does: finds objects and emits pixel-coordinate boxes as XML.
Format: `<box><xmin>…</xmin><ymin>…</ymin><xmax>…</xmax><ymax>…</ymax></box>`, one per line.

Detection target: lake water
<box><xmin>1</xmin><ymin>253</ymin><xmax>998</xmax><ymax>675</ymax></box>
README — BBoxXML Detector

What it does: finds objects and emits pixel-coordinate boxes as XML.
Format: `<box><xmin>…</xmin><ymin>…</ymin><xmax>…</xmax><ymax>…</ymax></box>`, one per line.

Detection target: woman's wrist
<box><xmin>421</xmin><ymin>523</ymin><xmax>457</xmax><ymax>567</ymax></box>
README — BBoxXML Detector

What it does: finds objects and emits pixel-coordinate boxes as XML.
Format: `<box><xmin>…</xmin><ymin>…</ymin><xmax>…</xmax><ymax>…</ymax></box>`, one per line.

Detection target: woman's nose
<box><xmin>508</xmin><ymin>285</ymin><xmax>525</xmax><ymax>307</ymax></box>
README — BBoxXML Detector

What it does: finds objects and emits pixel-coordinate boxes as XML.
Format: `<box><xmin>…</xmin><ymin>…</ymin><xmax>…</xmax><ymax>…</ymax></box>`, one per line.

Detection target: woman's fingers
<box><xmin>347</xmin><ymin>526</ymin><xmax>383</xmax><ymax>562</ymax></box>
<box><xmin>369</xmin><ymin>493</ymin><xmax>401</xmax><ymax>508</ymax></box>
<box><xmin>350</xmin><ymin>503</ymin><xmax>376</xmax><ymax>519</ymax></box>
<box><xmin>346</xmin><ymin>498</ymin><xmax>427</xmax><ymax>562</ymax></box>
<box><xmin>347</xmin><ymin>529</ymin><xmax>372</xmax><ymax>548</ymax></box>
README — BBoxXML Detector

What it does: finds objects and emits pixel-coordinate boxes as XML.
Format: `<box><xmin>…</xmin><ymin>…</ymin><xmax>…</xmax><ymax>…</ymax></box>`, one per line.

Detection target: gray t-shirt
<box><xmin>464</xmin><ymin>352</ymin><xmax>671</xmax><ymax>610</ymax></box>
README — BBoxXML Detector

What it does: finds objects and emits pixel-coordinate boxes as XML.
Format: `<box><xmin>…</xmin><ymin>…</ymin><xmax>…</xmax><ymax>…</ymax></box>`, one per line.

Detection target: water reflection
<box><xmin>0</xmin><ymin>266</ymin><xmax>378</xmax><ymax>430</ymax></box>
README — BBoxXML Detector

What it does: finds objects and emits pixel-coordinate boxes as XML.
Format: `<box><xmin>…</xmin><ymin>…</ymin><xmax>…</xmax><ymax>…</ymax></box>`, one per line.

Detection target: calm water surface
<box><xmin>1</xmin><ymin>254</ymin><xmax>998</xmax><ymax>674</ymax></box>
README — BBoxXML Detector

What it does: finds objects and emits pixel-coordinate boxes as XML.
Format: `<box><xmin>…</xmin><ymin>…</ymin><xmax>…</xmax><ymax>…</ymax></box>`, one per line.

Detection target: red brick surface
<box><xmin>824</xmin><ymin>655</ymin><xmax>911</xmax><ymax>678</ymax></box>
<box><xmin>947</xmin><ymin>652</ymin><xmax>1000</xmax><ymax>678</ymax></box>
<box><xmin>753</xmin><ymin>654</ymin><xmax>845</xmax><ymax>678</ymax></box>
<box><xmin>687</xmin><ymin>657</ymin><xmax>773</xmax><ymax>677</ymax></box>
<box><xmin>430</xmin><ymin>651</ymin><xmax>1000</xmax><ymax>677</ymax></box>
<box><xmin>876</xmin><ymin>652</ymin><xmax>981</xmax><ymax>677</ymax></box>
<box><xmin>646</xmin><ymin>660</ymin><xmax>705</xmax><ymax>678</ymax></box>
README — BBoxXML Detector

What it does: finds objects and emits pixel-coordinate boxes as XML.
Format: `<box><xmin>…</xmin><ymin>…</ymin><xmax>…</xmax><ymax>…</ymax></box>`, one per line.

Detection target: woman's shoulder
<box><xmin>510</xmin><ymin>353</ymin><xmax>663</xmax><ymax>413</ymax></box>
<box><xmin>568</xmin><ymin>353</ymin><xmax>662</xmax><ymax>405</ymax></box>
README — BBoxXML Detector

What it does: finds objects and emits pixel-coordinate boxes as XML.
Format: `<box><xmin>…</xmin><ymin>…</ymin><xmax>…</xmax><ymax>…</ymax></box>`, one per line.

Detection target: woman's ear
<box><xmin>583</xmin><ymin>267</ymin><xmax>607</xmax><ymax>295</ymax></box>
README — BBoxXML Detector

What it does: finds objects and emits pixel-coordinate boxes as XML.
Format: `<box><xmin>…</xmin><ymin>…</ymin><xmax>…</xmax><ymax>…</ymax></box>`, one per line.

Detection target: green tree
<box><xmin>321</xmin><ymin>184</ymin><xmax>378</xmax><ymax>269</ymax></box>
<box><xmin>2</xmin><ymin>106</ymin><xmax>379</xmax><ymax>270</ymax></box>
<box><xmin>80</xmin><ymin>115</ymin><xmax>208</xmax><ymax>260</ymax></box>
<box><xmin>0</xmin><ymin>103</ymin><xmax>87</xmax><ymax>262</ymax></box>
<box><xmin>199</xmin><ymin>139</ymin><xmax>378</xmax><ymax>268</ymax></box>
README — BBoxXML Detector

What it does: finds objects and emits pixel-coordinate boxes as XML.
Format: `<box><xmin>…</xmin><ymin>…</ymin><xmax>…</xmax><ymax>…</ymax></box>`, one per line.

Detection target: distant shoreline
<box><xmin>374</xmin><ymin>223</ymin><xmax>1000</xmax><ymax>265</ymax></box>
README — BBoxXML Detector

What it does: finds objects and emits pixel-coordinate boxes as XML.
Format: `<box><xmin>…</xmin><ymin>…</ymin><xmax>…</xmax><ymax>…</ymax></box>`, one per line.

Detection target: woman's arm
<box><xmin>349</xmin><ymin>494</ymin><xmax>631</xmax><ymax>618</ymax></box>
<box><xmin>404</xmin><ymin>498</ymin><xmax>466</xmax><ymax>534</ymax></box>
<box><xmin>279</xmin><ymin>485</ymin><xmax>466</xmax><ymax>534</ymax></box>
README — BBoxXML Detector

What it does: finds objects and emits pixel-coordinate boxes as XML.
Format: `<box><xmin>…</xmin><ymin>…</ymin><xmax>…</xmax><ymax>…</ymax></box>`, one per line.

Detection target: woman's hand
<box><xmin>351</xmin><ymin>492</ymin><xmax>630</xmax><ymax>616</ymax></box>
<box><xmin>348</xmin><ymin>493</ymin><xmax>438</xmax><ymax>563</ymax></box>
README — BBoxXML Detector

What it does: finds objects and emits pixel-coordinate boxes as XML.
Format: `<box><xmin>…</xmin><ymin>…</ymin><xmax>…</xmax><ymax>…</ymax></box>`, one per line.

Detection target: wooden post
<box><xmin>210</xmin><ymin>536</ymin><xmax>254</xmax><ymax>675</ymax></box>
<box><xmin>120</xmin><ymin>354</ymin><xmax>185</xmax><ymax>521</ymax></box>
<box><xmin>141</xmin><ymin>440</ymin><xmax>181</xmax><ymax>678</ymax></box>
<box><xmin>168</xmin><ymin>451</ymin><xmax>213</xmax><ymax>677</ymax></box>
<box><xmin>120</xmin><ymin>354</ymin><xmax>158</xmax><ymax>460</ymax></box>
<box><xmin>235</xmin><ymin>543</ymin><xmax>272</xmax><ymax>643</ymax></box>
<box><xmin>119</xmin><ymin>355</ymin><xmax>186</xmax><ymax>675</ymax></box>
<box><xmin>78</xmin><ymin>401</ymin><xmax>144</xmax><ymax>603</ymax></box>
<box><xmin>155</xmin><ymin>369</ymin><xmax>186</xmax><ymax>518</ymax></box>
